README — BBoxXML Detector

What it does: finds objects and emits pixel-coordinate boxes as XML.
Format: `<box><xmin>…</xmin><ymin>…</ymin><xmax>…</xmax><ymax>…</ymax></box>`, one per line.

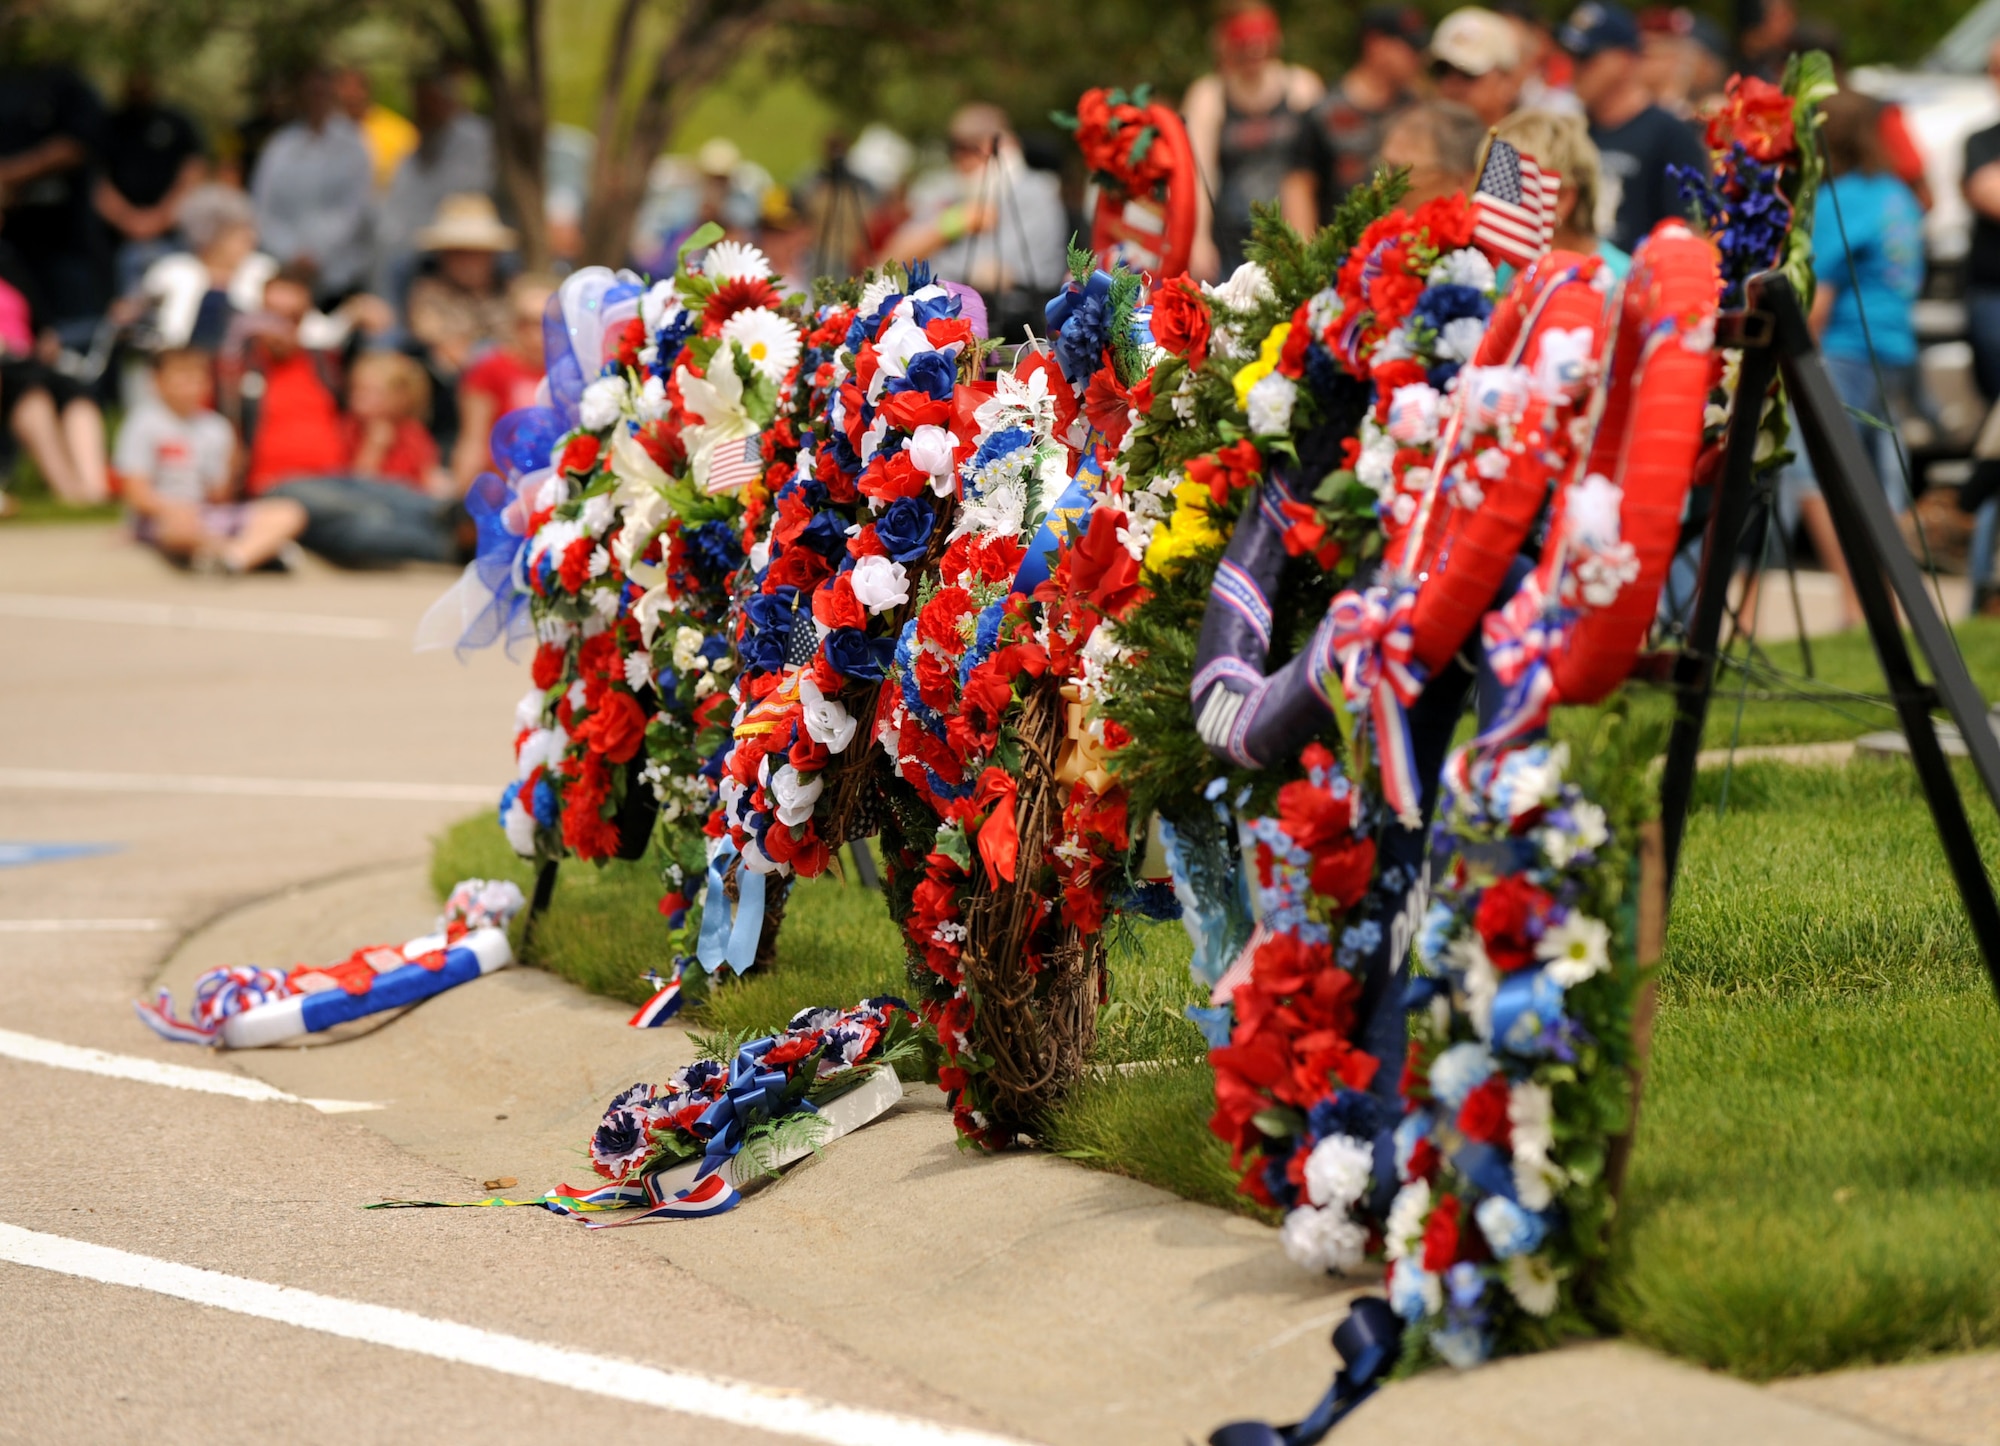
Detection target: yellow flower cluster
<box><xmin>1230</xmin><ymin>321</ymin><xmax>1292</xmax><ymax>412</ymax></box>
<box><xmin>1141</xmin><ymin>475</ymin><xmax>1225</xmax><ymax>578</ymax></box>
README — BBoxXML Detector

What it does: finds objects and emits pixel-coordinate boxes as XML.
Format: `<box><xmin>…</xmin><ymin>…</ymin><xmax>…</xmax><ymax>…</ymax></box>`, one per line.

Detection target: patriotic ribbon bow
<box><xmin>1318</xmin><ymin>585</ymin><xmax>1425</xmax><ymax>829</ymax></box>
<box><xmin>693</xmin><ymin>1039</ymin><xmax>800</xmax><ymax>1180</ymax></box>
<box><xmin>1474</xmin><ymin>580</ymin><xmax>1561</xmax><ymax>753</ymax></box>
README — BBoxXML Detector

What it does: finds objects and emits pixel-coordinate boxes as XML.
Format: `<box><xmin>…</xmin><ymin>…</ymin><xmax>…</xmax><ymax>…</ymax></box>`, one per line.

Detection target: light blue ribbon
<box><xmin>695</xmin><ymin>840</ymin><xmax>769</xmax><ymax>976</ymax></box>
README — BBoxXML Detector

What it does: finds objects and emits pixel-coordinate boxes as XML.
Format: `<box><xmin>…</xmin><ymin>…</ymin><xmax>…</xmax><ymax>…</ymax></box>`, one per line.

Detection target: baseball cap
<box><xmin>1430</xmin><ymin>7</ymin><xmax>1522</xmax><ymax>76</ymax></box>
<box><xmin>1559</xmin><ymin>0</ymin><xmax>1642</xmax><ymax>56</ymax></box>
<box><xmin>1359</xmin><ymin>4</ymin><xmax>1432</xmax><ymax>49</ymax></box>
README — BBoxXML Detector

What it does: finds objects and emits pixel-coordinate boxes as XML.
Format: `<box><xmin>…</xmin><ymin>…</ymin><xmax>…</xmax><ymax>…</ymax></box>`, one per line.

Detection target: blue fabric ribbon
<box><xmin>542</xmin><ymin>293</ymin><xmax>586</xmax><ymax>429</ymax></box>
<box><xmin>1208</xmin><ymin>1298</ymin><xmax>1404</xmax><ymax>1445</ymax></box>
<box><xmin>1012</xmin><ymin>453</ymin><xmax>1097</xmax><ymax>596</ymax></box>
<box><xmin>692</xmin><ymin>1037</ymin><xmax>806</xmax><ymax>1180</ymax></box>
<box><xmin>694</xmin><ymin>840</ymin><xmax>768</xmax><ymax>976</ymax></box>
<box><xmin>1490</xmin><ymin>966</ymin><xmax>1567</xmax><ymax>1057</ymax></box>
<box><xmin>1043</xmin><ymin>267</ymin><xmax>1113</xmax><ymax>339</ymax></box>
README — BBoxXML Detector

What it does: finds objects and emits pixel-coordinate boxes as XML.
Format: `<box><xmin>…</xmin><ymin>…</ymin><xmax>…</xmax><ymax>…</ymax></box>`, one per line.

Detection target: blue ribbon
<box><xmin>1012</xmin><ymin>457</ymin><xmax>1097</xmax><ymax>596</ymax></box>
<box><xmin>1490</xmin><ymin>967</ymin><xmax>1567</xmax><ymax>1057</ymax></box>
<box><xmin>1043</xmin><ymin>267</ymin><xmax>1113</xmax><ymax>338</ymax></box>
<box><xmin>692</xmin><ymin>1037</ymin><xmax>806</xmax><ymax>1180</ymax></box>
<box><xmin>542</xmin><ymin>293</ymin><xmax>586</xmax><ymax>428</ymax></box>
<box><xmin>1449</xmin><ymin>1141</ymin><xmax>1519</xmax><ymax>1203</ymax></box>
<box><xmin>694</xmin><ymin>840</ymin><xmax>769</xmax><ymax>977</ymax></box>
<box><xmin>1208</xmin><ymin>1298</ymin><xmax>1404</xmax><ymax>1445</ymax></box>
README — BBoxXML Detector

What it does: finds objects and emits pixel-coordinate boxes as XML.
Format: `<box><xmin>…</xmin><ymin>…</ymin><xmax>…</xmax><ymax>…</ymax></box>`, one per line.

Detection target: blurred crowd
<box><xmin>0</xmin><ymin>0</ymin><xmax>1969</xmax><ymax>600</ymax></box>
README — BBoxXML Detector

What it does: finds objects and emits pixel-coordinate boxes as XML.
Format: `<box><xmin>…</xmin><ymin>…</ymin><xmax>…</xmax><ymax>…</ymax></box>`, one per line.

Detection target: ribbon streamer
<box><xmin>1208</xmin><ymin>1297</ymin><xmax>1404</xmax><ymax>1445</ymax></box>
<box><xmin>1316</xmin><ymin>585</ymin><xmax>1426</xmax><ymax>828</ymax></box>
<box><xmin>694</xmin><ymin>840</ymin><xmax>769</xmax><ymax>975</ymax></box>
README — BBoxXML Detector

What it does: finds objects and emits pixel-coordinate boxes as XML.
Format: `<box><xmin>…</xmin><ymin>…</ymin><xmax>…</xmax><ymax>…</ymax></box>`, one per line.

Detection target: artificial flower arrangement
<box><xmin>1384</xmin><ymin>711</ymin><xmax>1654</xmax><ymax>1371</ymax></box>
<box><xmin>1209</xmin><ymin>743</ymin><xmax>1389</xmax><ymax>1256</ymax></box>
<box><xmin>709</xmin><ymin>262</ymin><xmax>983</xmax><ymax>925</ymax></box>
<box><xmin>874</xmin><ymin>254</ymin><xmax>1157</xmax><ymax>1147</ymax></box>
<box><xmin>580</xmin><ymin>1000</ymin><xmax>920</xmax><ymax>1192</ymax></box>
<box><xmin>1670</xmin><ymin>55</ymin><xmax>1834</xmax><ymax>508</ymax></box>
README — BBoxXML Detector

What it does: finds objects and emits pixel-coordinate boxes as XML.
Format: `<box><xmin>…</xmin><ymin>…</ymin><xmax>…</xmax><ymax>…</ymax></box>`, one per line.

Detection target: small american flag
<box><xmin>704</xmin><ymin>429</ymin><xmax>764</xmax><ymax>495</ymax></box>
<box><xmin>1471</xmin><ymin>137</ymin><xmax>1560</xmax><ymax>269</ymax></box>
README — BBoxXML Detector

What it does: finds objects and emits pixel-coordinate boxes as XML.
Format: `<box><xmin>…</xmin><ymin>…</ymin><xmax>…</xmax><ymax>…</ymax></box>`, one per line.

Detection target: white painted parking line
<box><xmin>0</xmin><ymin>919</ymin><xmax>167</xmax><ymax>933</ymax></box>
<box><xmin>0</xmin><ymin>593</ymin><xmax>394</xmax><ymax>639</ymax></box>
<box><xmin>0</xmin><ymin>767</ymin><xmax>491</xmax><ymax>804</ymax></box>
<box><xmin>0</xmin><ymin>1223</ymin><xmax>1039</xmax><ymax>1446</ymax></box>
<box><xmin>0</xmin><ymin>1028</ymin><xmax>379</xmax><ymax>1114</ymax></box>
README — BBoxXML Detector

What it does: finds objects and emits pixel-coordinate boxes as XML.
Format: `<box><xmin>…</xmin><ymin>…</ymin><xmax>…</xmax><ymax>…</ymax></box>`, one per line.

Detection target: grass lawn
<box><xmin>433</xmin><ymin>616</ymin><xmax>2000</xmax><ymax>1379</ymax></box>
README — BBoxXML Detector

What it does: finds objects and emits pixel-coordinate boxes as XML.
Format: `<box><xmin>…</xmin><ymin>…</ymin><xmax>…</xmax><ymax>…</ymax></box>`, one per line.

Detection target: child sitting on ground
<box><xmin>114</xmin><ymin>348</ymin><xmax>306</xmax><ymax>573</ymax></box>
<box><xmin>341</xmin><ymin>350</ymin><xmax>453</xmax><ymax>497</ymax></box>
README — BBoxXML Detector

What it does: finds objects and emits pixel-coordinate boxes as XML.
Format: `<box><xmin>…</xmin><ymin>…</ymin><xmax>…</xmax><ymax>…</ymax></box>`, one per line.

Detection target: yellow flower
<box><xmin>1231</xmin><ymin>321</ymin><xmax>1292</xmax><ymax>412</ymax></box>
<box><xmin>1142</xmin><ymin>475</ymin><xmax>1226</xmax><ymax>578</ymax></box>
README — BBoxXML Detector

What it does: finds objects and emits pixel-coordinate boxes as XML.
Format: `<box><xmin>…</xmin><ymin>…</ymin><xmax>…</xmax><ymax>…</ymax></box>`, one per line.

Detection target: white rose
<box><xmin>770</xmin><ymin>764</ymin><xmax>824</xmax><ymax>826</ymax></box>
<box><xmin>849</xmin><ymin>555</ymin><xmax>911</xmax><ymax>614</ymax></box>
<box><xmin>907</xmin><ymin>424</ymin><xmax>956</xmax><ymax>479</ymax></box>
<box><xmin>579</xmin><ymin>375</ymin><xmax>627</xmax><ymax>430</ymax></box>
<box><xmin>798</xmin><ymin>676</ymin><xmax>857</xmax><ymax>753</ymax></box>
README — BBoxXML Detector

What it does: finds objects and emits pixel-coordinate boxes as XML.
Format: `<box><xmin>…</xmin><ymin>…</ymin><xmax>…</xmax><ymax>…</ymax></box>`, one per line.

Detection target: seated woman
<box><xmin>449</xmin><ymin>271</ymin><xmax>554</xmax><ymax>493</ymax></box>
<box><xmin>0</xmin><ymin>225</ymin><xmax>109</xmax><ymax>509</ymax></box>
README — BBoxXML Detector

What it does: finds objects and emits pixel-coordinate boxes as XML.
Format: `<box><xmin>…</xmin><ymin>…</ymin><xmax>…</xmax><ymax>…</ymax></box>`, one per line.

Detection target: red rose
<box><xmin>1405</xmin><ymin>1136</ymin><xmax>1439</xmax><ymax>1184</ymax></box>
<box><xmin>924</xmin><ymin>316</ymin><xmax>976</xmax><ymax>353</ymax></box>
<box><xmin>1457</xmin><ymin>1075</ymin><xmax>1512</xmax><ymax>1147</ymax></box>
<box><xmin>765</xmin><ymin>545</ymin><xmax>831</xmax><ymax>592</ymax></box>
<box><xmin>579</xmin><ymin>688</ymin><xmax>649</xmax><ymax>764</ymax></box>
<box><xmin>1421</xmin><ymin>1193</ymin><xmax>1462</xmax><ymax>1272</ymax></box>
<box><xmin>1275</xmin><ymin>777</ymin><xmax>1354</xmax><ymax>851</ymax></box>
<box><xmin>1473</xmin><ymin>874</ymin><xmax>1552</xmax><ymax>972</ymax></box>
<box><xmin>859</xmin><ymin>448</ymin><xmax>929</xmax><ymax>503</ymax></box>
<box><xmin>1149</xmin><ymin>277</ymin><xmax>1211</xmax><ymax>368</ymax></box>
<box><xmin>877</xmin><ymin>390</ymin><xmax>952</xmax><ymax>433</ymax></box>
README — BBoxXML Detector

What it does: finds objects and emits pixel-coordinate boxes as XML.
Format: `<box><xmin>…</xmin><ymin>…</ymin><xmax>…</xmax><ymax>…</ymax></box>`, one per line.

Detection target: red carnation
<box><xmin>1474</xmin><ymin>874</ymin><xmax>1552</xmax><ymax>972</ymax></box>
<box><xmin>1421</xmin><ymin>1193</ymin><xmax>1462</xmax><ymax>1272</ymax></box>
<box><xmin>1456</xmin><ymin>1075</ymin><xmax>1513</xmax><ymax>1148</ymax></box>
<box><xmin>560</xmin><ymin>434</ymin><xmax>601</xmax><ymax>476</ymax></box>
<box><xmin>812</xmin><ymin>573</ymin><xmax>866</xmax><ymax>631</ymax></box>
<box><xmin>557</xmin><ymin>536</ymin><xmax>595</xmax><ymax>594</ymax></box>
<box><xmin>1309</xmin><ymin>835</ymin><xmax>1377</xmax><ymax>912</ymax></box>
<box><xmin>702</xmin><ymin>277</ymin><xmax>783</xmax><ymax>331</ymax></box>
<box><xmin>609</xmin><ymin>316</ymin><xmax>646</xmax><ymax>370</ymax></box>
<box><xmin>531</xmin><ymin>641</ymin><xmax>566</xmax><ymax>690</ymax></box>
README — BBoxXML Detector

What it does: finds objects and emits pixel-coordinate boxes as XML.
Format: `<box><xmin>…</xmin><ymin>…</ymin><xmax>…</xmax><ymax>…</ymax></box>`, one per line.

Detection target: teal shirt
<box><xmin>1812</xmin><ymin>172</ymin><xmax>1923</xmax><ymax>366</ymax></box>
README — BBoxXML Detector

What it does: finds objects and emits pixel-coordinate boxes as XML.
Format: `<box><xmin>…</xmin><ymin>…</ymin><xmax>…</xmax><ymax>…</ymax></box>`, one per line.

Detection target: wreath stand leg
<box><xmin>1657</xmin><ymin>271</ymin><xmax>2000</xmax><ymax>996</ymax></box>
<box><xmin>521</xmin><ymin>858</ymin><xmax>559</xmax><ymax>960</ymax></box>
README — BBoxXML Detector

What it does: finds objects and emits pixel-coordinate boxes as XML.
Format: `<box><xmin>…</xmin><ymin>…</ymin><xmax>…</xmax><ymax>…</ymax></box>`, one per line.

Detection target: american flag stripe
<box><xmin>703</xmin><ymin>430</ymin><xmax>764</xmax><ymax>495</ymax></box>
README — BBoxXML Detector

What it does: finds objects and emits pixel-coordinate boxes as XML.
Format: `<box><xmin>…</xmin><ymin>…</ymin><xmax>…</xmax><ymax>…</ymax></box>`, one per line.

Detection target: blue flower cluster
<box><xmin>1671</xmin><ymin>144</ymin><xmax>1788</xmax><ymax>309</ymax></box>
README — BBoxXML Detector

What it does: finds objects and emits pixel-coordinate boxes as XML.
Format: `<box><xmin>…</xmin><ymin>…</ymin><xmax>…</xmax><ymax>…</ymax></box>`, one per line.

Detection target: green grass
<box><xmin>430</xmin><ymin>814</ymin><xmax>907</xmax><ymax>1035</ymax></box>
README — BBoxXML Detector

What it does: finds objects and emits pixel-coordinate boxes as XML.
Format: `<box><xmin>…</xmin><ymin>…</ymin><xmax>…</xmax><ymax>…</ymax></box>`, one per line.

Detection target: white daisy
<box><xmin>702</xmin><ymin>239</ymin><xmax>773</xmax><ymax>283</ymax></box>
<box><xmin>720</xmin><ymin>306</ymin><xmax>803</xmax><ymax>385</ymax></box>
<box><xmin>1537</xmin><ymin>910</ymin><xmax>1612</xmax><ymax>987</ymax></box>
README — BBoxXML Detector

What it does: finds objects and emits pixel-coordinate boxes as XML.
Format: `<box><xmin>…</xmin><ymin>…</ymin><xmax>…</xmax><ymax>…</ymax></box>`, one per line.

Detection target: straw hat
<box><xmin>416</xmin><ymin>193</ymin><xmax>520</xmax><ymax>252</ymax></box>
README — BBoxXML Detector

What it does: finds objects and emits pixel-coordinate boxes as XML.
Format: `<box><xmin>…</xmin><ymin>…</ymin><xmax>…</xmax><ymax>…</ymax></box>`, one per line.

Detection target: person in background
<box><xmin>1184</xmin><ymin>2</ymin><xmax>1324</xmax><ymax>280</ymax></box>
<box><xmin>1789</xmin><ymin>89</ymin><xmax>1923</xmax><ymax>629</ymax></box>
<box><xmin>1429</xmin><ymin>8</ymin><xmax>1525</xmax><ymax>128</ymax></box>
<box><xmin>337</xmin><ymin>350</ymin><xmax>450</xmax><ymax>495</ymax></box>
<box><xmin>403</xmin><ymin>192</ymin><xmax>515</xmax><ymax>452</ymax></box>
<box><xmin>1375</xmin><ymin>101</ymin><xmax>1487</xmax><ymax>208</ymax></box>
<box><xmin>115</xmin><ymin>347</ymin><xmax>305</xmax><ymax>573</ymax></box>
<box><xmin>1636</xmin><ymin>7</ymin><xmax>1700</xmax><ymax>119</ymax></box>
<box><xmin>95</xmin><ymin>68</ymin><xmax>207</xmax><ymax>294</ymax></box>
<box><xmin>266</xmin><ymin>349</ymin><xmax>468</xmax><ymax>568</ymax></box>
<box><xmin>1561</xmin><ymin>1</ymin><xmax>1706</xmax><ymax>254</ymax></box>
<box><xmin>0</xmin><ymin>59</ymin><xmax>108</xmax><ymax>343</ymax></box>
<box><xmin>452</xmin><ymin>272</ymin><xmax>555</xmax><ymax>493</ymax></box>
<box><xmin>1961</xmin><ymin>37</ymin><xmax>2000</xmax><ymax>406</ymax></box>
<box><xmin>133</xmin><ymin>182</ymin><xmax>275</xmax><ymax>353</ymax></box>
<box><xmin>223</xmin><ymin>266</ymin><xmax>349</xmax><ymax>496</ymax></box>
<box><xmin>251</xmin><ymin>67</ymin><xmax>375</xmax><ymax>306</ymax></box>
<box><xmin>1493</xmin><ymin>109</ymin><xmax>1630</xmax><ymax>278</ymax></box>
<box><xmin>374</xmin><ymin>67</ymin><xmax>495</xmax><ymax>302</ymax></box>
<box><xmin>1810</xmin><ymin>26</ymin><xmax>1933</xmax><ymax>213</ymax></box>
<box><xmin>0</xmin><ymin>212</ymin><xmax>110</xmax><ymax>508</ymax></box>
<box><xmin>882</xmin><ymin>104</ymin><xmax>1068</xmax><ymax>305</ymax></box>
<box><xmin>1283</xmin><ymin>5</ymin><xmax>1428</xmax><ymax>233</ymax></box>
<box><xmin>1683</xmin><ymin>12</ymin><xmax>1730</xmax><ymax>111</ymax></box>
<box><xmin>334</xmin><ymin>66</ymin><xmax>418</xmax><ymax>193</ymax></box>
<box><xmin>1497</xmin><ymin>0</ymin><xmax>1583</xmax><ymax>115</ymax></box>
<box><xmin>1734</xmin><ymin>0</ymin><xmax>1796</xmax><ymax>84</ymax></box>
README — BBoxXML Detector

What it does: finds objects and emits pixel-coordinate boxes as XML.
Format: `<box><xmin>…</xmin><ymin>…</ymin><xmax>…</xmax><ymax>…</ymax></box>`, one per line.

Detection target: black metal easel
<box><xmin>1655</xmin><ymin>269</ymin><xmax>2000</xmax><ymax>999</ymax></box>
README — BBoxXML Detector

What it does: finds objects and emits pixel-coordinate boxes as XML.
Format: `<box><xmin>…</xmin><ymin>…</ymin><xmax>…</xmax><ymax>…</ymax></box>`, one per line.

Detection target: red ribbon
<box><xmin>972</xmin><ymin>766</ymin><xmax>1019</xmax><ymax>890</ymax></box>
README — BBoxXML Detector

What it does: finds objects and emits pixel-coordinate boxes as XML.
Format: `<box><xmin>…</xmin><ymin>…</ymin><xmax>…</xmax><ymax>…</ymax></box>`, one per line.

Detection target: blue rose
<box><xmin>899</xmin><ymin>348</ymin><xmax>956</xmax><ymax>401</ymax></box>
<box><xmin>743</xmin><ymin>588</ymin><xmax>798</xmax><ymax>634</ymax></box>
<box><xmin>531</xmin><ymin>778</ymin><xmax>559</xmax><ymax>826</ymax></box>
<box><xmin>799</xmin><ymin>507</ymin><xmax>852</xmax><ymax>558</ymax></box>
<box><xmin>686</xmin><ymin>519</ymin><xmax>744</xmax><ymax>582</ymax></box>
<box><xmin>874</xmin><ymin>496</ymin><xmax>934</xmax><ymax>563</ymax></box>
<box><xmin>823</xmin><ymin>626</ymin><xmax>895</xmax><ymax>682</ymax></box>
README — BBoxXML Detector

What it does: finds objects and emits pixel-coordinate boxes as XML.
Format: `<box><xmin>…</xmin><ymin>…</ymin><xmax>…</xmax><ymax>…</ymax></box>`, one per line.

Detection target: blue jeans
<box><xmin>266</xmin><ymin>477</ymin><xmax>456</xmax><ymax>568</ymax></box>
<box><xmin>1969</xmin><ymin>290</ymin><xmax>2000</xmax><ymax>404</ymax></box>
<box><xmin>1791</xmin><ymin>353</ymin><xmax>1914</xmax><ymax>517</ymax></box>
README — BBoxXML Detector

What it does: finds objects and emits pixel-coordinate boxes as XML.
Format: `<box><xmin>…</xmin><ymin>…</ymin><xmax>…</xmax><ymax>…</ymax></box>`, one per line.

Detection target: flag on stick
<box><xmin>1471</xmin><ymin>137</ymin><xmax>1560</xmax><ymax>269</ymax></box>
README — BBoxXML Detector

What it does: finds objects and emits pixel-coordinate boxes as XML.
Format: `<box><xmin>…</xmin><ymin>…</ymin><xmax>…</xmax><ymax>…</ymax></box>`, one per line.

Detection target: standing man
<box><xmin>1283</xmin><ymin>5</ymin><xmax>1429</xmax><ymax>232</ymax></box>
<box><xmin>1961</xmin><ymin>41</ymin><xmax>2000</xmax><ymax>407</ymax></box>
<box><xmin>374</xmin><ymin>67</ymin><xmax>495</xmax><ymax>302</ymax></box>
<box><xmin>1561</xmin><ymin>0</ymin><xmax>1706</xmax><ymax>254</ymax></box>
<box><xmin>333</xmin><ymin>67</ymin><xmax>418</xmax><ymax>194</ymax></box>
<box><xmin>0</xmin><ymin>59</ymin><xmax>108</xmax><ymax>344</ymax></box>
<box><xmin>96</xmin><ymin>68</ymin><xmax>207</xmax><ymax>293</ymax></box>
<box><xmin>1183</xmin><ymin>2</ymin><xmax>1324</xmax><ymax>280</ymax></box>
<box><xmin>250</xmin><ymin>67</ymin><xmax>375</xmax><ymax>307</ymax></box>
<box><xmin>1428</xmin><ymin>8</ymin><xmax>1524</xmax><ymax>128</ymax></box>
